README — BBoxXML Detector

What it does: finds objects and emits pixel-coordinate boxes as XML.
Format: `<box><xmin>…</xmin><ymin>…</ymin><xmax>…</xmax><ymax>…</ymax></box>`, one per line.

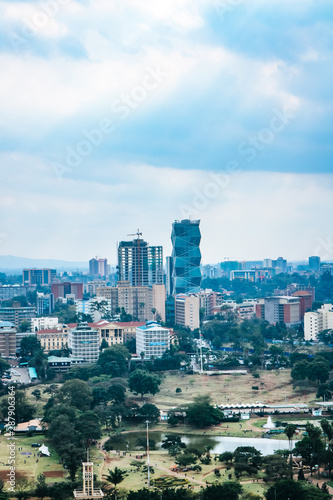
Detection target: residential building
<box><xmin>68</xmin><ymin>322</ymin><xmax>99</xmax><ymax>363</ymax></box>
<box><xmin>136</xmin><ymin>321</ymin><xmax>170</xmax><ymax>360</ymax></box>
<box><xmin>37</xmin><ymin>326</ymin><xmax>69</xmax><ymax>353</ymax></box>
<box><xmin>96</xmin><ymin>282</ymin><xmax>165</xmax><ymax>322</ymax></box>
<box><xmin>0</xmin><ymin>285</ymin><xmax>36</xmax><ymax>302</ymax></box>
<box><xmin>84</xmin><ymin>281</ymin><xmax>107</xmax><ymax>296</ymax></box>
<box><xmin>304</xmin><ymin>304</ymin><xmax>333</xmax><ymax>341</ymax></box>
<box><xmin>0</xmin><ymin>302</ymin><xmax>36</xmax><ymax>328</ymax></box>
<box><xmin>75</xmin><ymin>297</ymin><xmax>112</xmax><ymax>322</ymax></box>
<box><xmin>213</xmin><ymin>299</ymin><xmax>256</xmax><ymax>320</ymax></box>
<box><xmin>31</xmin><ymin>317</ymin><xmax>59</xmax><ymax>332</ymax></box>
<box><xmin>118</xmin><ymin>237</ymin><xmax>163</xmax><ymax>287</ymax></box>
<box><xmin>0</xmin><ymin>321</ymin><xmax>16</xmax><ymax>357</ymax></box>
<box><xmin>89</xmin><ymin>258</ymin><xmax>99</xmax><ymax>276</ymax></box>
<box><xmin>37</xmin><ymin>293</ymin><xmax>54</xmax><ymax>315</ymax></box>
<box><xmin>175</xmin><ymin>294</ymin><xmax>200</xmax><ymax>331</ymax></box>
<box><xmin>256</xmin><ymin>296</ymin><xmax>301</xmax><ymax>327</ymax></box>
<box><xmin>171</xmin><ymin>219</ymin><xmax>202</xmax><ymax>295</ymax></box>
<box><xmin>51</xmin><ymin>282</ymin><xmax>83</xmax><ymax>300</ymax></box>
<box><xmin>309</xmin><ymin>256</ymin><xmax>321</xmax><ymax>273</ymax></box>
<box><xmin>197</xmin><ymin>289</ymin><xmax>223</xmax><ymax>319</ymax></box>
<box><xmin>23</xmin><ymin>268</ymin><xmax>56</xmax><ymax>286</ymax></box>
<box><xmin>98</xmin><ymin>258</ymin><xmax>108</xmax><ymax>276</ymax></box>
<box><xmin>292</xmin><ymin>291</ymin><xmax>313</xmax><ymax>319</ymax></box>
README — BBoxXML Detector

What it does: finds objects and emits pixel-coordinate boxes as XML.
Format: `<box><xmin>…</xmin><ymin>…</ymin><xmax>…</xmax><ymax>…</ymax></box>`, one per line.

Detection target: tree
<box><xmin>175</xmin><ymin>453</ymin><xmax>197</xmax><ymax>467</ymax></box>
<box><xmin>293</xmin><ymin>423</ymin><xmax>325</xmax><ymax>475</ymax></box>
<box><xmin>20</xmin><ymin>335</ymin><xmax>41</xmax><ymax>358</ymax></box>
<box><xmin>58</xmin><ymin>379</ymin><xmax>93</xmax><ymax>410</ymax></box>
<box><xmin>291</xmin><ymin>360</ymin><xmax>310</xmax><ymax>382</ymax></box>
<box><xmin>127</xmin><ymin>489</ymin><xmax>159</xmax><ymax>500</ymax></box>
<box><xmin>202</xmin><ymin>482</ymin><xmax>242</xmax><ymax>500</ymax></box>
<box><xmin>285</xmin><ymin>424</ymin><xmax>297</xmax><ymax>478</ymax></box>
<box><xmin>263</xmin><ymin>454</ymin><xmax>289</xmax><ymax>481</ymax></box>
<box><xmin>19</xmin><ymin>320</ymin><xmax>32</xmax><ymax>332</ymax></box>
<box><xmin>107</xmin><ymin>383</ymin><xmax>126</xmax><ymax>404</ymax></box>
<box><xmin>137</xmin><ymin>403</ymin><xmax>160</xmax><ymax>422</ymax></box>
<box><xmin>161</xmin><ymin>434</ymin><xmax>186</xmax><ymax>450</ymax></box>
<box><xmin>34</xmin><ymin>474</ymin><xmax>48</xmax><ymax>500</ymax></box>
<box><xmin>32</xmin><ymin>389</ymin><xmax>42</xmax><ymax>400</ymax></box>
<box><xmin>219</xmin><ymin>451</ymin><xmax>233</xmax><ymax>463</ymax></box>
<box><xmin>233</xmin><ymin>446</ymin><xmax>262</xmax><ymax>468</ymax></box>
<box><xmin>75</xmin><ymin>411</ymin><xmax>102</xmax><ymax>446</ymax></box>
<box><xmin>98</xmin><ymin>345</ymin><xmax>130</xmax><ymax>375</ymax></box>
<box><xmin>186</xmin><ymin>394</ymin><xmax>224</xmax><ymax>428</ymax></box>
<box><xmin>103</xmin><ymin>467</ymin><xmax>127</xmax><ymax>500</ymax></box>
<box><xmin>308</xmin><ymin>358</ymin><xmax>330</xmax><ymax>386</ymax></box>
<box><xmin>128</xmin><ymin>370</ymin><xmax>161</xmax><ymax>397</ymax></box>
<box><xmin>0</xmin><ymin>357</ymin><xmax>10</xmax><ymax>376</ymax></box>
<box><xmin>265</xmin><ymin>480</ymin><xmax>304</xmax><ymax>500</ymax></box>
<box><xmin>317</xmin><ymin>384</ymin><xmax>332</xmax><ymax>401</ymax></box>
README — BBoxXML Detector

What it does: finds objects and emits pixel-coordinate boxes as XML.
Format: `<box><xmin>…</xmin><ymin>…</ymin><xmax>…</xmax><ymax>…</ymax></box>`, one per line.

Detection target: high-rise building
<box><xmin>309</xmin><ymin>256</ymin><xmax>321</xmax><ymax>273</ymax></box>
<box><xmin>256</xmin><ymin>296</ymin><xmax>301</xmax><ymax>327</ymax></box>
<box><xmin>96</xmin><ymin>282</ymin><xmax>166</xmax><ymax>322</ymax></box>
<box><xmin>174</xmin><ymin>294</ymin><xmax>200</xmax><ymax>331</ymax></box>
<box><xmin>171</xmin><ymin>219</ymin><xmax>202</xmax><ymax>295</ymax></box>
<box><xmin>98</xmin><ymin>258</ymin><xmax>108</xmax><ymax>276</ymax></box>
<box><xmin>89</xmin><ymin>258</ymin><xmax>99</xmax><ymax>276</ymax></box>
<box><xmin>304</xmin><ymin>304</ymin><xmax>333</xmax><ymax>341</ymax></box>
<box><xmin>23</xmin><ymin>269</ymin><xmax>56</xmax><ymax>286</ymax></box>
<box><xmin>118</xmin><ymin>236</ymin><xmax>163</xmax><ymax>287</ymax></box>
<box><xmin>37</xmin><ymin>293</ymin><xmax>54</xmax><ymax>315</ymax></box>
<box><xmin>165</xmin><ymin>256</ymin><xmax>173</xmax><ymax>296</ymax></box>
<box><xmin>0</xmin><ymin>321</ymin><xmax>16</xmax><ymax>357</ymax></box>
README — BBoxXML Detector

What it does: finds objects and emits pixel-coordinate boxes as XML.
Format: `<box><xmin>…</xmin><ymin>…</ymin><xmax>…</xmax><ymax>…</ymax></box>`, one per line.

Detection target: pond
<box><xmin>114</xmin><ymin>431</ymin><xmax>291</xmax><ymax>456</ymax></box>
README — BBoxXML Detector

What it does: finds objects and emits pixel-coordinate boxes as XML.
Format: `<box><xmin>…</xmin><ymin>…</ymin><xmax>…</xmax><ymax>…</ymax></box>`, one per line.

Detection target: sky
<box><xmin>1</xmin><ymin>0</ymin><xmax>333</xmax><ymax>264</ymax></box>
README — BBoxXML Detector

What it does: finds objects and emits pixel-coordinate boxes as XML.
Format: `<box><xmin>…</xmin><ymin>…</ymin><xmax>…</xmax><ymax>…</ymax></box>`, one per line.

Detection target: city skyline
<box><xmin>1</xmin><ymin>2</ymin><xmax>333</xmax><ymax>262</ymax></box>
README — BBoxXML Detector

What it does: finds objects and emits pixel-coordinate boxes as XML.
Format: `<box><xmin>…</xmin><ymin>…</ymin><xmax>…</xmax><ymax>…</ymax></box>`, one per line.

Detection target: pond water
<box><xmin>117</xmin><ymin>431</ymin><xmax>291</xmax><ymax>456</ymax></box>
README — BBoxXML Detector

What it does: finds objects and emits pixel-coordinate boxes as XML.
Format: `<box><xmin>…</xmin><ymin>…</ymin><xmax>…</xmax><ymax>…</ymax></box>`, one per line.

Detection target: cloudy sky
<box><xmin>1</xmin><ymin>0</ymin><xmax>333</xmax><ymax>264</ymax></box>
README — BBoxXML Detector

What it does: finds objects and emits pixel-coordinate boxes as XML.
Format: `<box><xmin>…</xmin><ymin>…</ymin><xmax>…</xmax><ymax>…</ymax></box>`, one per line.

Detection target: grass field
<box><xmin>2</xmin><ymin>368</ymin><xmax>320</xmax><ymax>495</ymax></box>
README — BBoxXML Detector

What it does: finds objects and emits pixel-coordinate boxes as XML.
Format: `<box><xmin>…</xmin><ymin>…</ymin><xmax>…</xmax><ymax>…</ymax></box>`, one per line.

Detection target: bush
<box><xmin>252</xmin><ymin>386</ymin><xmax>259</xmax><ymax>390</ymax></box>
<box><xmin>176</xmin><ymin>388</ymin><xmax>182</xmax><ymax>393</ymax></box>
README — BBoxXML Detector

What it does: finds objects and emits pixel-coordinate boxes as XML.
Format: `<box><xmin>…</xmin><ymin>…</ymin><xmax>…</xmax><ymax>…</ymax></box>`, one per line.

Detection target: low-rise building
<box><xmin>115</xmin><ymin>321</ymin><xmax>145</xmax><ymax>342</ymax></box>
<box><xmin>0</xmin><ymin>303</ymin><xmax>36</xmax><ymax>328</ymax></box>
<box><xmin>37</xmin><ymin>326</ymin><xmax>69</xmax><ymax>353</ymax></box>
<box><xmin>31</xmin><ymin>317</ymin><xmax>59</xmax><ymax>332</ymax></box>
<box><xmin>136</xmin><ymin>321</ymin><xmax>170</xmax><ymax>360</ymax></box>
<box><xmin>68</xmin><ymin>322</ymin><xmax>99</xmax><ymax>363</ymax></box>
<box><xmin>47</xmin><ymin>355</ymin><xmax>85</xmax><ymax>372</ymax></box>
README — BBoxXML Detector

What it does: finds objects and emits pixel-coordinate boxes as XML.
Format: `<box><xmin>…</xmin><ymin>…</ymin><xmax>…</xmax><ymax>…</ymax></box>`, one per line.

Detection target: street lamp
<box><xmin>146</xmin><ymin>420</ymin><xmax>150</xmax><ymax>488</ymax></box>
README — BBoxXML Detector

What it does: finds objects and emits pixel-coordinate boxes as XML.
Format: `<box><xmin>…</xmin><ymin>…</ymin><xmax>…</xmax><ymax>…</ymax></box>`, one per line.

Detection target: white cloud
<box><xmin>1</xmin><ymin>153</ymin><xmax>332</xmax><ymax>263</ymax></box>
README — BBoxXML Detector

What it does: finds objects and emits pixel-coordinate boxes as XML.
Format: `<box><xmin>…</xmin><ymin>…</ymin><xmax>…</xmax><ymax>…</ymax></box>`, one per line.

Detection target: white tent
<box><xmin>39</xmin><ymin>444</ymin><xmax>50</xmax><ymax>457</ymax></box>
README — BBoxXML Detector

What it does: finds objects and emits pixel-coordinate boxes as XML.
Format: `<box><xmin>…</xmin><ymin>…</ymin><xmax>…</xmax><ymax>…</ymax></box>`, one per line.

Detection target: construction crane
<box><xmin>127</xmin><ymin>229</ymin><xmax>143</xmax><ymax>286</ymax></box>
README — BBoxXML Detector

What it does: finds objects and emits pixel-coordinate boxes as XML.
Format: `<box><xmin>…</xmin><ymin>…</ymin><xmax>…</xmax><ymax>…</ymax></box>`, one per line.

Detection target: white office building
<box><xmin>304</xmin><ymin>304</ymin><xmax>333</xmax><ymax>341</ymax></box>
<box><xmin>136</xmin><ymin>321</ymin><xmax>170</xmax><ymax>360</ymax></box>
<box><xmin>31</xmin><ymin>317</ymin><xmax>59</xmax><ymax>332</ymax></box>
<box><xmin>68</xmin><ymin>322</ymin><xmax>100</xmax><ymax>363</ymax></box>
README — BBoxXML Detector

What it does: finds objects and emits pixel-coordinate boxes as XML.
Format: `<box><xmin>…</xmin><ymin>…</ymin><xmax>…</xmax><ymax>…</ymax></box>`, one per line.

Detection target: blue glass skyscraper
<box><xmin>171</xmin><ymin>219</ymin><xmax>202</xmax><ymax>295</ymax></box>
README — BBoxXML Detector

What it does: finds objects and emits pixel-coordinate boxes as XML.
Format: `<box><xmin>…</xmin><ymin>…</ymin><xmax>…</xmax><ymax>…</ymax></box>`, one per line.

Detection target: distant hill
<box><xmin>0</xmin><ymin>255</ymin><xmax>88</xmax><ymax>272</ymax></box>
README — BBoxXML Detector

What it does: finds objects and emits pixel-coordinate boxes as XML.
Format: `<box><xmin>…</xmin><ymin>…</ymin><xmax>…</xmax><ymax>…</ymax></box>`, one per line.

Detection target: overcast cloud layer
<box><xmin>1</xmin><ymin>0</ymin><xmax>333</xmax><ymax>264</ymax></box>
